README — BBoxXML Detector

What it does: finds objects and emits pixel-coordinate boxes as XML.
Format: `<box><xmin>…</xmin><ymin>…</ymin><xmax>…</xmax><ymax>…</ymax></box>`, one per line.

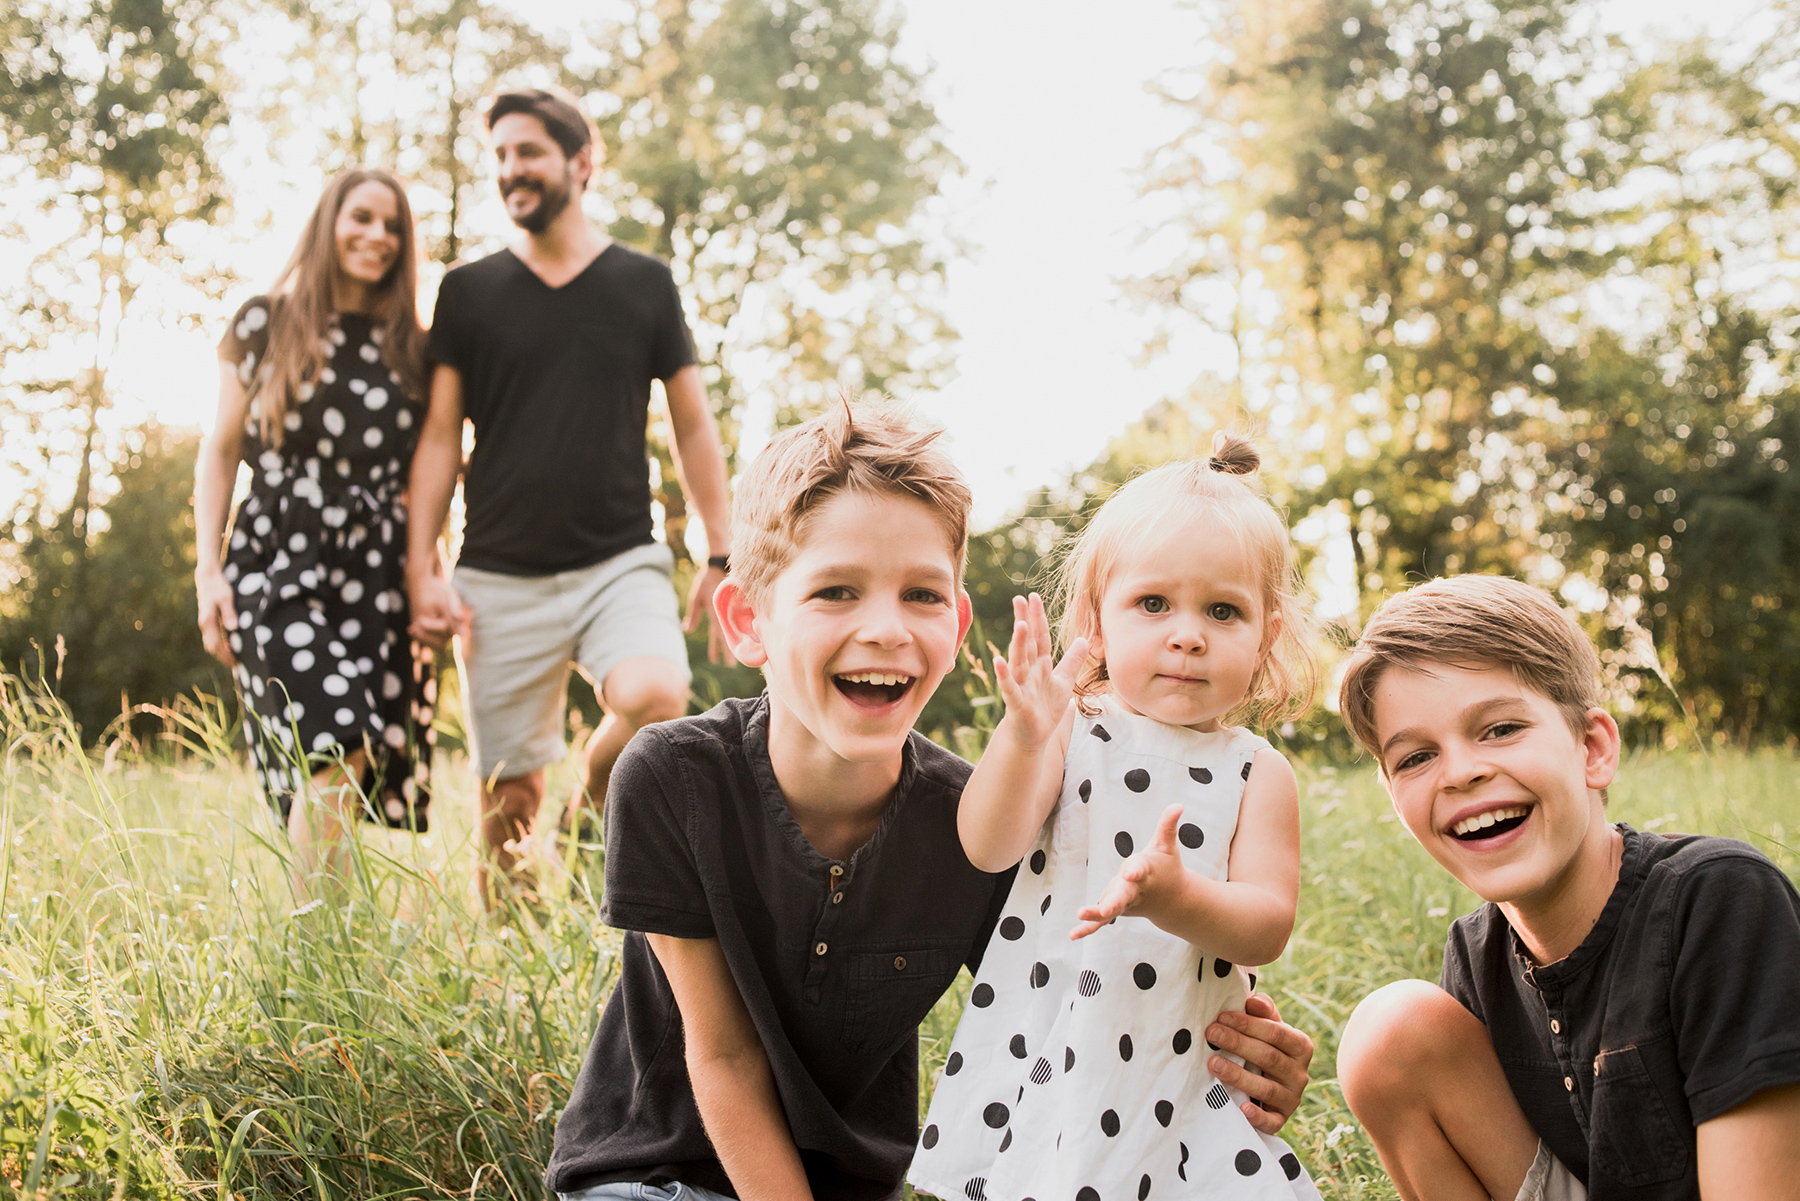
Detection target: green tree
<box><xmin>0</xmin><ymin>0</ymin><xmax>229</xmax><ymax>736</ymax></box>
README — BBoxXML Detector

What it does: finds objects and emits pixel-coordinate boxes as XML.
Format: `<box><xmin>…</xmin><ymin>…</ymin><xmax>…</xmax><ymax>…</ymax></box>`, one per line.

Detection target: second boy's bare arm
<box><xmin>1073</xmin><ymin>748</ymin><xmax>1301</xmax><ymax>966</ymax></box>
<box><xmin>1696</xmin><ymin>1082</ymin><xmax>1800</xmax><ymax>1200</ymax></box>
<box><xmin>663</xmin><ymin>365</ymin><xmax>734</xmax><ymax>665</ymax></box>
<box><xmin>646</xmin><ymin>933</ymin><xmax>815</xmax><ymax>1201</ymax></box>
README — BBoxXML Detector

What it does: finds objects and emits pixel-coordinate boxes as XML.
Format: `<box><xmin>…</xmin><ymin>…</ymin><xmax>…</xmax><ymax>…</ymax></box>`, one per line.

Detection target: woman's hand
<box><xmin>196</xmin><ymin>568</ymin><xmax>239</xmax><ymax>668</ymax></box>
<box><xmin>992</xmin><ymin>592</ymin><xmax>1088</xmax><ymax>752</ymax></box>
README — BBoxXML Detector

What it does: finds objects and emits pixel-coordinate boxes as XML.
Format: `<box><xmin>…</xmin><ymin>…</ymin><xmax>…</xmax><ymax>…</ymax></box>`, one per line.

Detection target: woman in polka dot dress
<box><xmin>911</xmin><ymin>435</ymin><xmax>1323</xmax><ymax>1201</ymax></box>
<box><xmin>194</xmin><ymin>168</ymin><xmax>435</xmax><ymax>886</ymax></box>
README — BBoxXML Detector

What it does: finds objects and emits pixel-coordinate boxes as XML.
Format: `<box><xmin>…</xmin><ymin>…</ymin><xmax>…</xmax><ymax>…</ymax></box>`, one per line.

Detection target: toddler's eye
<box><xmin>1208</xmin><ymin>603</ymin><xmax>1240</xmax><ymax>621</ymax></box>
<box><xmin>1139</xmin><ymin>596</ymin><xmax>1169</xmax><ymax>614</ymax></box>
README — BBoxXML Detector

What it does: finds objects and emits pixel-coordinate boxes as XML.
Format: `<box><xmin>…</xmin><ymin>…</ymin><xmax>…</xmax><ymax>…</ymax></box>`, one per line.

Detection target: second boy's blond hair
<box><xmin>1339</xmin><ymin>574</ymin><xmax>1604</xmax><ymax>756</ymax></box>
<box><xmin>731</xmin><ymin>400</ymin><xmax>971</xmax><ymax>601</ymax></box>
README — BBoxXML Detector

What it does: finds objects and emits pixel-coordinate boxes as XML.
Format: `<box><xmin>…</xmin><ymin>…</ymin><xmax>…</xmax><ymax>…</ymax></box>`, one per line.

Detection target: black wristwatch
<box><xmin>706</xmin><ymin>554</ymin><xmax>730</xmax><ymax>572</ymax></box>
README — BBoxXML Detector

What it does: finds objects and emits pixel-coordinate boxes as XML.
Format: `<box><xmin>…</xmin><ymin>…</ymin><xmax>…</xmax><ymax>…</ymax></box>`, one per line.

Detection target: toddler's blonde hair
<box><xmin>1054</xmin><ymin>432</ymin><xmax>1319</xmax><ymax>728</ymax></box>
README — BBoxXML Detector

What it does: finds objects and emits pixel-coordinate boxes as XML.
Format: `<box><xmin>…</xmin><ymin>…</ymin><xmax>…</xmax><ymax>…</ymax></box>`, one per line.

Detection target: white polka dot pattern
<box><xmin>910</xmin><ymin>698</ymin><xmax>1320</xmax><ymax>1201</ymax></box>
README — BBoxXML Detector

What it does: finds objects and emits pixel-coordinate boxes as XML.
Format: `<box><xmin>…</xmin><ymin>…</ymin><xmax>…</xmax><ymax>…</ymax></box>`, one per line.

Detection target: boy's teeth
<box><xmin>1451</xmin><ymin>805</ymin><xmax>1528</xmax><ymax>837</ymax></box>
<box><xmin>838</xmin><ymin>671</ymin><xmax>911</xmax><ymax>686</ymax></box>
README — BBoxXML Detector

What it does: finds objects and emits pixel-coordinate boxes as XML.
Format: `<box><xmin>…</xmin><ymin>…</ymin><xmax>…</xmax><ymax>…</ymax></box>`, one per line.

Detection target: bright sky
<box><xmin>111</xmin><ymin>0</ymin><xmax>1763</xmax><ymax>530</ymax></box>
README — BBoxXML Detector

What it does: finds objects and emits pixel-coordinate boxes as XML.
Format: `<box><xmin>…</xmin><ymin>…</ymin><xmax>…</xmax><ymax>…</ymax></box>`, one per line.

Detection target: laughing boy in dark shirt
<box><xmin>1334</xmin><ymin>575</ymin><xmax>1800</xmax><ymax>1201</ymax></box>
<box><xmin>544</xmin><ymin>403</ymin><xmax>1318</xmax><ymax>1200</ymax></box>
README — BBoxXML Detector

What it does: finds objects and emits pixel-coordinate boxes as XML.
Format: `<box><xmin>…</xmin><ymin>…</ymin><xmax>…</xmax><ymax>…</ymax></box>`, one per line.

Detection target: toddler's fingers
<box><xmin>1151</xmin><ymin>803</ymin><xmax>1184</xmax><ymax>851</ymax></box>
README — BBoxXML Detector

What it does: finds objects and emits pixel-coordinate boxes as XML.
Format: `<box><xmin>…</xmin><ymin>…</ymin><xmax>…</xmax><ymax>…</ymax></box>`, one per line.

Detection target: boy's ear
<box><xmin>713</xmin><ymin>577</ymin><xmax>768</xmax><ymax>668</ymax></box>
<box><xmin>956</xmin><ymin>589</ymin><xmax>973</xmax><ymax>646</ymax></box>
<box><xmin>1582</xmin><ymin>706</ymin><xmax>1622</xmax><ymax>795</ymax></box>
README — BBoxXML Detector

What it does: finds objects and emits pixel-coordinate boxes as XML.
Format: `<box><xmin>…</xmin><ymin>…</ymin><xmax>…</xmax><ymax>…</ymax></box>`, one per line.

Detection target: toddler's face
<box><xmin>1092</xmin><ymin>516</ymin><xmax>1270</xmax><ymax>731</ymax></box>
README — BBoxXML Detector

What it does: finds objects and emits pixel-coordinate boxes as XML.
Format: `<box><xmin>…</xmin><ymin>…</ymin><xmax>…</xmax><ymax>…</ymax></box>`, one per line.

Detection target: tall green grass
<box><xmin>2</xmin><ymin>670</ymin><xmax>1793</xmax><ymax>1199</ymax></box>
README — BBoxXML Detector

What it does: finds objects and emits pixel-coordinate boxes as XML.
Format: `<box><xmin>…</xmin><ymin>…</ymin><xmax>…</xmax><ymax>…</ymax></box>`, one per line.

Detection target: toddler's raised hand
<box><xmin>993</xmin><ymin>593</ymin><xmax>1088</xmax><ymax>751</ymax></box>
<box><xmin>1071</xmin><ymin>803</ymin><xmax>1186</xmax><ymax>939</ymax></box>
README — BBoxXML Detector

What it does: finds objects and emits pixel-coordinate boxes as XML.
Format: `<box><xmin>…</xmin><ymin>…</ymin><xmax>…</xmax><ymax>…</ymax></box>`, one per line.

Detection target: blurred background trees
<box><xmin>2</xmin><ymin>0</ymin><xmax>1797</xmax><ymax>748</ymax></box>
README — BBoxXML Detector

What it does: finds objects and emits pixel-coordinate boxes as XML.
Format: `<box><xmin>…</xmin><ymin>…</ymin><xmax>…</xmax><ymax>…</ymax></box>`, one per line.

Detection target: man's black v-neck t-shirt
<box><xmin>427</xmin><ymin>244</ymin><xmax>695</xmax><ymax>576</ymax></box>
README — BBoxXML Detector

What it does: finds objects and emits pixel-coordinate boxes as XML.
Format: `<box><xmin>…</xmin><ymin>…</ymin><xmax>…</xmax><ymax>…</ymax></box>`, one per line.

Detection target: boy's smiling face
<box><xmin>722</xmin><ymin>488</ymin><xmax>971</xmax><ymax>775</ymax></box>
<box><xmin>1372</xmin><ymin>662</ymin><xmax>1620</xmax><ymax>917</ymax></box>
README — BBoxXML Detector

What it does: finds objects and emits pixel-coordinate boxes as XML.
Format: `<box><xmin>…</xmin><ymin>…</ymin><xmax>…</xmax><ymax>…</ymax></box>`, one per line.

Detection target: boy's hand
<box><xmin>1071</xmin><ymin>803</ymin><xmax>1186</xmax><ymax>938</ymax></box>
<box><xmin>993</xmin><ymin>593</ymin><xmax>1089</xmax><ymax>752</ymax></box>
<box><xmin>1207</xmin><ymin>994</ymin><xmax>1314</xmax><ymax>1135</ymax></box>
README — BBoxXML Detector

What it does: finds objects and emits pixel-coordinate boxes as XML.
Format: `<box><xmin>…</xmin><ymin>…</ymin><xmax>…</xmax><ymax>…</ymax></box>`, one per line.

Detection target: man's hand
<box><xmin>993</xmin><ymin>593</ymin><xmax>1088</xmax><ymax>752</ymax></box>
<box><xmin>196</xmin><ymin>568</ymin><xmax>239</xmax><ymax>668</ymax></box>
<box><xmin>1206</xmin><ymin>993</ymin><xmax>1314</xmax><ymax>1134</ymax></box>
<box><xmin>685</xmin><ymin>563</ymin><xmax>736</xmax><ymax>666</ymax></box>
<box><xmin>408</xmin><ymin>571</ymin><xmax>470</xmax><ymax>652</ymax></box>
<box><xmin>1071</xmin><ymin>803</ymin><xmax>1186</xmax><ymax>939</ymax></box>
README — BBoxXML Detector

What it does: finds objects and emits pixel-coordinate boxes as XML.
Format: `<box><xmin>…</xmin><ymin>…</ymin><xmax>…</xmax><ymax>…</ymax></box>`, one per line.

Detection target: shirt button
<box><xmin>829</xmin><ymin>865</ymin><xmax>844</xmax><ymax>878</ymax></box>
<box><xmin>832</xmin><ymin>892</ymin><xmax>844</xmax><ymax>904</ymax></box>
<box><xmin>894</xmin><ymin>956</ymin><xmax>907</xmax><ymax>971</ymax></box>
<box><xmin>1564</xmin><ymin>1076</ymin><xmax>1574</xmax><ymax>1091</ymax></box>
<box><xmin>1550</xmin><ymin>1019</ymin><xmax>1561</xmax><ymax>1034</ymax></box>
<box><xmin>815</xmin><ymin>942</ymin><xmax>828</xmax><ymax>956</ymax></box>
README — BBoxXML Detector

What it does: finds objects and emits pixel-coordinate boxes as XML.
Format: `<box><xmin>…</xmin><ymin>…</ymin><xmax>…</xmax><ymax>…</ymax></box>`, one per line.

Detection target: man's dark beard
<box><xmin>504</xmin><ymin>172</ymin><xmax>573</xmax><ymax>234</ymax></box>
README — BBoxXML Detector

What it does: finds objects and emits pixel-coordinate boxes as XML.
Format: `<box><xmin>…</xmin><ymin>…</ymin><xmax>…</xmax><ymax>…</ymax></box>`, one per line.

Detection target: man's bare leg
<box><xmin>478</xmin><ymin>768</ymin><xmax>545</xmax><ymax>909</ymax></box>
<box><xmin>559</xmin><ymin>655</ymin><xmax>689</xmax><ymax>835</ymax></box>
<box><xmin>1338</xmin><ymin>979</ymin><xmax>1541</xmax><ymax>1201</ymax></box>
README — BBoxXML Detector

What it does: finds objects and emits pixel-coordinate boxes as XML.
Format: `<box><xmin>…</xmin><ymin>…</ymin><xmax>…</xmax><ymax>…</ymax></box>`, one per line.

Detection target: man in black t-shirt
<box><xmin>1333</xmin><ymin>576</ymin><xmax>1800</xmax><ymax>1201</ymax></box>
<box><xmin>407</xmin><ymin>89</ymin><xmax>733</xmax><ymax>903</ymax></box>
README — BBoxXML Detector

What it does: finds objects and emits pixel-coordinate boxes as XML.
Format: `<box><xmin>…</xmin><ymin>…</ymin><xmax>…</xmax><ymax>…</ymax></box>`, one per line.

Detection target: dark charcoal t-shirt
<box><xmin>1442</xmin><ymin>825</ymin><xmax>1800</xmax><ymax>1200</ymax></box>
<box><xmin>546</xmin><ymin>695</ymin><xmax>1015</xmax><ymax>1200</ymax></box>
<box><xmin>426</xmin><ymin>244</ymin><xmax>695</xmax><ymax>576</ymax></box>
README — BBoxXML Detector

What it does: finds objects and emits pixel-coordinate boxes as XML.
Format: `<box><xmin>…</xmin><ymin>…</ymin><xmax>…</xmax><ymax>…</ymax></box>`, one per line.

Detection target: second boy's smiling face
<box><xmin>1372</xmin><ymin>663</ymin><xmax>1620</xmax><ymax>917</ymax></box>
<box><xmin>723</xmin><ymin>488</ymin><xmax>971</xmax><ymax>773</ymax></box>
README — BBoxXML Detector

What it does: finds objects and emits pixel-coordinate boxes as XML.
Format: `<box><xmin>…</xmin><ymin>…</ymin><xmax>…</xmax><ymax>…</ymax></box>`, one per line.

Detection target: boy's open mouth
<box><xmin>833</xmin><ymin>671</ymin><xmax>914</xmax><ymax>707</ymax></box>
<box><xmin>1450</xmin><ymin>804</ymin><xmax>1530</xmax><ymax>841</ymax></box>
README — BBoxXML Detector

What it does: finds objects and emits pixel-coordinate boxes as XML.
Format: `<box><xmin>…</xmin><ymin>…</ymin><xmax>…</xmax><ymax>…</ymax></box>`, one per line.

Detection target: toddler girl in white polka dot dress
<box><xmin>911</xmin><ymin>435</ymin><xmax>1323</xmax><ymax>1201</ymax></box>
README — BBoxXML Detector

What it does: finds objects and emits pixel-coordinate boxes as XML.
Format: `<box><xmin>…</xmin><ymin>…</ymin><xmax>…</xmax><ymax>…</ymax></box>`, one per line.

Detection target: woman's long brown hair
<box><xmin>253</xmin><ymin>167</ymin><xmax>427</xmax><ymax>447</ymax></box>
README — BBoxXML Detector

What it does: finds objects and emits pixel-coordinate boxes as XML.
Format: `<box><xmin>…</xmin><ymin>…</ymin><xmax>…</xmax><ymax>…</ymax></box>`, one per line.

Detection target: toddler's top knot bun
<box><xmin>1207</xmin><ymin>430</ymin><xmax>1260</xmax><ymax>476</ymax></box>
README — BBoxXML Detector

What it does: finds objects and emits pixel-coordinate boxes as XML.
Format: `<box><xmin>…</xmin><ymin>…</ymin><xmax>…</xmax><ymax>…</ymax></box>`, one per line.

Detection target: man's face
<box><xmin>732</xmin><ymin>489</ymin><xmax>971</xmax><ymax>770</ymax></box>
<box><xmin>491</xmin><ymin>112</ymin><xmax>584</xmax><ymax>234</ymax></box>
<box><xmin>1372</xmin><ymin>662</ymin><xmax>1618</xmax><ymax>912</ymax></box>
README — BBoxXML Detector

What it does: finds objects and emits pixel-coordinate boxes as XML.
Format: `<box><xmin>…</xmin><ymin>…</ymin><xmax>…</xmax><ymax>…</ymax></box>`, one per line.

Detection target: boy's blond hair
<box><xmin>1338</xmin><ymin>574</ymin><xmax>1604</xmax><ymax>754</ymax></box>
<box><xmin>1054</xmin><ymin>432</ymin><xmax>1320</xmax><ymax>728</ymax></box>
<box><xmin>730</xmin><ymin>399</ymin><xmax>971</xmax><ymax>601</ymax></box>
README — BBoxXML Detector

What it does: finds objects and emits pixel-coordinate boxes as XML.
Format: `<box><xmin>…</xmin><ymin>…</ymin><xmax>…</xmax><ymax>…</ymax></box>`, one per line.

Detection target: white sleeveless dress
<box><xmin>909</xmin><ymin>698</ymin><xmax>1321</xmax><ymax>1201</ymax></box>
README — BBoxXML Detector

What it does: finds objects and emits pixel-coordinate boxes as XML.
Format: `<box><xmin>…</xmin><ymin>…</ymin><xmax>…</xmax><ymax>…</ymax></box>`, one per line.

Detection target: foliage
<box><xmin>1132</xmin><ymin>0</ymin><xmax>1800</xmax><ymax>742</ymax></box>
<box><xmin>5</xmin><ymin>673</ymin><xmax>1795</xmax><ymax>1199</ymax></box>
<box><xmin>0</xmin><ymin>422</ymin><xmax>228</xmax><ymax>747</ymax></box>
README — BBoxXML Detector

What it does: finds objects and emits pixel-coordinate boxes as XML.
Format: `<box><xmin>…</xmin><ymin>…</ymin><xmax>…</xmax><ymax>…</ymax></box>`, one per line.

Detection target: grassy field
<box><xmin>2</xmin><ymin>676</ymin><xmax>1794</xmax><ymax>1200</ymax></box>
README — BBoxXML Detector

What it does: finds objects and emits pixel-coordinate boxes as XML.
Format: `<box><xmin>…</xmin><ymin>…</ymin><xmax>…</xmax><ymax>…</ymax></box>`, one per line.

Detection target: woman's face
<box><xmin>333</xmin><ymin>179</ymin><xmax>403</xmax><ymax>287</ymax></box>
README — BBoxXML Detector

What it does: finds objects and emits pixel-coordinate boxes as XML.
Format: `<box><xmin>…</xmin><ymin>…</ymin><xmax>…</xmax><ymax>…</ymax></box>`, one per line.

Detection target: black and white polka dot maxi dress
<box><xmin>217</xmin><ymin>296</ymin><xmax>436</xmax><ymax>831</ymax></box>
<box><xmin>910</xmin><ymin>698</ymin><xmax>1319</xmax><ymax>1201</ymax></box>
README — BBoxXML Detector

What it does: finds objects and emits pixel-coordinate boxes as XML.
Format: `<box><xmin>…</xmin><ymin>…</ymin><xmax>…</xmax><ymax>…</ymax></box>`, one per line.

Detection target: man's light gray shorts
<box><xmin>453</xmin><ymin>542</ymin><xmax>690</xmax><ymax>782</ymax></box>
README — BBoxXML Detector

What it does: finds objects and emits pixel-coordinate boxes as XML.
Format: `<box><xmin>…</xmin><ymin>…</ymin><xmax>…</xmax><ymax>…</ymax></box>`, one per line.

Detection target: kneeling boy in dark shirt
<box><xmin>1334</xmin><ymin>574</ymin><xmax>1800</xmax><ymax>1201</ymax></box>
<box><xmin>544</xmin><ymin>403</ymin><xmax>1316</xmax><ymax>1200</ymax></box>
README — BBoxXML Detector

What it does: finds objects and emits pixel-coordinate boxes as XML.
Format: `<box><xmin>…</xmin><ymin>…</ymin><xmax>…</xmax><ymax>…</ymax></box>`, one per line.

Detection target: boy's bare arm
<box><xmin>646</xmin><ymin>933</ymin><xmax>815</xmax><ymax>1201</ymax></box>
<box><xmin>1696</xmin><ymin>1081</ymin><xmax>1800</xmax><ymax>1199</ymax></box>
<box><xmin>1072</xmin><ymin>748</ymin><xmax>1300</xmax><ymax>966</ymax></box>
<box><xmin>959</xmin><ymin>594</ymin><xmax>1086</xmax><ymax>872</ymax></box>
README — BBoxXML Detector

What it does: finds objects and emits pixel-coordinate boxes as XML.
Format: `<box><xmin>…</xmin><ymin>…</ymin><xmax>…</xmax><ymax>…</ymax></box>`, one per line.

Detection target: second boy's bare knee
<box><xmin>1340</xmin><ymin>978</ymin><xmax>1476</xmax><ymax>1118</ymax></box>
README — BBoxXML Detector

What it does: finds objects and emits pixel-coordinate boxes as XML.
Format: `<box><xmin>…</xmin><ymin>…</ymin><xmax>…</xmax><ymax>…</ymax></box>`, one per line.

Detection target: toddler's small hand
<box><xmin>993</xmin><ymin>593</ymin><xmax>1088</xmax><ymax>751</ymax></box>
<box><xmin>1070</xmin><ymin>804</ymin><xmax>1185</xmax><ymax>939</ymax></box>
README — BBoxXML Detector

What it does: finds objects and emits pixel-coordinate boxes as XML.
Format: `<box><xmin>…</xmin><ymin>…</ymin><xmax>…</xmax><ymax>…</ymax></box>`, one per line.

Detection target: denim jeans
<box><xmin>558</xmin><ymin>1181</ymin><xmax>737</xmax><ymax>1201</ymax></box>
